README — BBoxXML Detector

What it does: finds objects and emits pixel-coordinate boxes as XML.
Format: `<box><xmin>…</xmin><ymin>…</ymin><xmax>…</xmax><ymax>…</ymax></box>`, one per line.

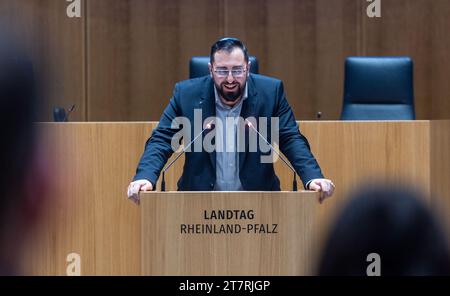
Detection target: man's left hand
<box><xmin>308</xmin><ymin>179</ymin><xmax>335</xmax><ymax>203</ymax></box>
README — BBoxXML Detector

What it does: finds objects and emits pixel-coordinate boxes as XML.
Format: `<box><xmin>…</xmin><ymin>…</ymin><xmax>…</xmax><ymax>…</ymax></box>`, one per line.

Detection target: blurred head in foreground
<box><xmin>318</xmin><ymin>185</ymin><xmax>450</xmax><ymax>276</ymax></box>
<box><xmin>0</xmin><ymin>32</ymin><xmax>49</xmax><ymax>274</ymax></box>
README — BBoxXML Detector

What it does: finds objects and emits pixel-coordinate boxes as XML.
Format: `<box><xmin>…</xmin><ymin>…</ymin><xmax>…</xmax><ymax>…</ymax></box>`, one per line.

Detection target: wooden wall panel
<box><xmin>3</xmin><ymin>0</ymin><xmax>450</xmax><ymax>121</ymax></box>
<box><xmin>82</xmin><ymin>0</ymin><xmax>450</xmax><ymax>120</ymax></box>
<box><xmin>430</xmin><ymin>1</ymin><xmax>450</xmax><ymax>119</ymax></box>
<box><xmin>86</xmin><ymin>0</ymin><xmax>223</xmax><ymax>121</ymax></box>
<box><xmin>224</xmin><ymin>0</ymin><xmax>359</xmax><ymax>120</ymax></box>
<box><xmin>0</xmin><ymin>0</ymin><xmax>86</xmax><ymax>121</ymax></box>
<box><xmin>360</xmin><ymin>0</ymin><xmax>450</xmax><ymax>119</ymax></box>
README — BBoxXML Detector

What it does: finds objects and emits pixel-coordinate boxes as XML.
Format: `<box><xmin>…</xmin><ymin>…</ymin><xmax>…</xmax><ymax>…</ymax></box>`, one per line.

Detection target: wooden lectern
<box><xmin>140</xmin><ymin>191</ymin><xmax>321</xmax><ymax>276</ymax></box>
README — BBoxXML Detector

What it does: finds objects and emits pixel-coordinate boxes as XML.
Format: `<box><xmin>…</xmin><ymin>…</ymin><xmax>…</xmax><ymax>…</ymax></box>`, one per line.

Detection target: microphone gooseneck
<box><xmin>63</xmin><ymin>104</ymin><xmax>76</xmax><ymax>122</ymax></box>
<box><xmin>246</xmin><ymin>120</ymin><xmax>298</xmax><ymax>191</ymax></box>
<box><xmin>160</xmin><ymin>119</ymin><xmax>214</xmax><ymax>191</ymax></box>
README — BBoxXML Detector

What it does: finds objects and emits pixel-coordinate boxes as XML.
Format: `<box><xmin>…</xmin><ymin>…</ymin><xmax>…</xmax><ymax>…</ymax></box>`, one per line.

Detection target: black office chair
<box><xmin>189</xmin><ymin>56</ymin><xmax>259</xmax><ymax>79</ymax></box>
<box><xmin>340</xmin><ymin>57</ymin><xmax>415</xmax><ymax>120</ymax></box>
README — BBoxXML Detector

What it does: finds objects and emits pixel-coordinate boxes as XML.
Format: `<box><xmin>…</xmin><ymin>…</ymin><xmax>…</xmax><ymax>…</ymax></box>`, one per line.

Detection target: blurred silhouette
<box><xmin>318</xmin><ymin>185</ymin><xmax>450</xmax><ymax>276</ymax></box>
<box><xmin>0</xmin><ymin>32</ymin><xmax>50</xmax><ymax>275</ymax></box>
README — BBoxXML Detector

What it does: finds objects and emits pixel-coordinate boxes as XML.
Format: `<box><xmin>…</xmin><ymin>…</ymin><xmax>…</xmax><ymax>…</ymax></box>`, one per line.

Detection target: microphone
<box><xmin>53</xmin><ymin>104</ymin><xmax>75</xmax><ymax>122</ymax></box>
<box><xmin>160</xmin><ymin>119</ymin><xmax>214</xmax><ymax>191</ymax></box>
<box><xmin>246</xmin><ymin>120</ymin><xmax>298</xmax><ymax>191</ymax></box>
<box><xmin>63</xmin><ymin>104</ymin><xmax>76</xmax><ymax>122</ymax></box>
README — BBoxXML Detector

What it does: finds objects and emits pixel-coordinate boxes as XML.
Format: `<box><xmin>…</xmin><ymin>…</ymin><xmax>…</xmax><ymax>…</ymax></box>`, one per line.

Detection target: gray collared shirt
<box><xmin>213</xmin><ymin>84</ymin><xmax>248</xmax><ymax>191</ymax></box>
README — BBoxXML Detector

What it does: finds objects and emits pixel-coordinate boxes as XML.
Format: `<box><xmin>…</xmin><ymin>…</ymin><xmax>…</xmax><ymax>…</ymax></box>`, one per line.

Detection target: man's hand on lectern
<box><xmin>127</xmin><ymin>179</ymin><xmax>153</xmax><ymax>205</ymax></box>
<box><xmin>308</xmin><ymin>178</ymin><xmax>335</xmax><ymax>204</ymax></box>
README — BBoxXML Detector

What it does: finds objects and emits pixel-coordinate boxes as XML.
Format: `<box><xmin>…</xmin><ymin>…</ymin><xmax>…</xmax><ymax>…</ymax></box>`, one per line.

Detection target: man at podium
<box><xmin>128</xmin><ymin>38</ymin><xmax>334</xmax><ymax>203</ymax></box>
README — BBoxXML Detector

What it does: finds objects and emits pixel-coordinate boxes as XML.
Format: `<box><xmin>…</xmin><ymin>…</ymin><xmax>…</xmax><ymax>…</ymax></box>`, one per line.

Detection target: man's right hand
<box><xmin>127</xmin><ymin>179</ymin><xmax>153</xmax><ymax>205</ymax></box>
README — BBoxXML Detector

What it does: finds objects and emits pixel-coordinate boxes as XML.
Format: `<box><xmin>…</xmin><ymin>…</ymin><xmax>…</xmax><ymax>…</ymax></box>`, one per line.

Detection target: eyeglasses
<box><xmin>213</xmin><ymin>67</ymin><xmax>247</xmax><ymax>78</ymax></box>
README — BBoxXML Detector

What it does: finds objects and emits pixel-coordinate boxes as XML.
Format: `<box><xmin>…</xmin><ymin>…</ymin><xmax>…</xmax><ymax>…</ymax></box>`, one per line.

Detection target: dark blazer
<box><xmin>133</xmin><ymin>74</ymin><xmax>324</xmax><ymax>191</ymax></box>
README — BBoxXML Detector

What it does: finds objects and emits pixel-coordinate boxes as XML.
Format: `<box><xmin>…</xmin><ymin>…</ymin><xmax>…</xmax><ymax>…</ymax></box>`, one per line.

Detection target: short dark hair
<box><xmin>318</xmin><ymin>185</ymin><xmax>450</xmax><ymax>276</ymax></box>
<box><xmin>210</xmin><ymin>37</ymin><xmax>249</xmax><ymax>64</ymax></box>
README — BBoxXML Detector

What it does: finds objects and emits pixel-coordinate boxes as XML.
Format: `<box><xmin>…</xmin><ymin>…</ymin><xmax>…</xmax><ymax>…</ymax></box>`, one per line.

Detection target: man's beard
<box><xmin>216</xmin><ymin>82</ymin><xmax>244</xmax><ymax>102</ymax></box>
